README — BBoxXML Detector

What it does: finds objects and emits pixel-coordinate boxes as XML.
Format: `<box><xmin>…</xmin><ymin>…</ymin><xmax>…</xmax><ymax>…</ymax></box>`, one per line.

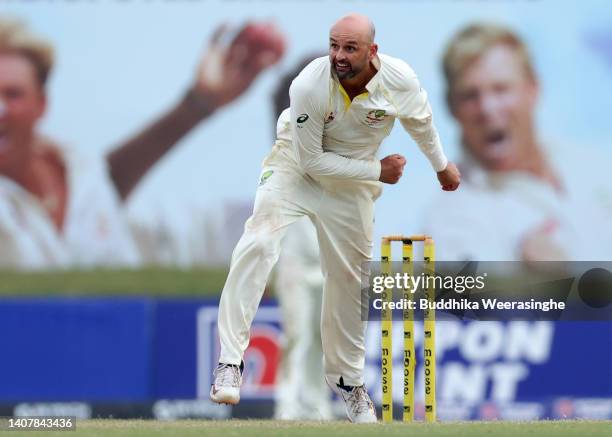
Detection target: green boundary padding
<box><xmin>0</xmin><ymin>268</ymin><xmax>230</xmax><ymax>296</ymax></box>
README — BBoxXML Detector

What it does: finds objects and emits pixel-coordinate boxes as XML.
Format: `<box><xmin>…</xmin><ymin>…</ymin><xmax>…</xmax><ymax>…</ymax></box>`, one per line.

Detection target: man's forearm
<box><xmin>107</xmin><ymin>89</ymin><xmax>216</xmax><ymax>201</ymax></box>
<box><xmin>414</xmin><ymin>126</ymin><xmax>448</xmax><ymax>172</ymax></box>
<box><xmin>298</xmin><ymin>149</ymin><xmax>381</xmax><ymax>181</ymax></box>
<box><xmin>401</xmin><ymin>116</ymin><xmax>448</xmax><ymax>172</ymax></box>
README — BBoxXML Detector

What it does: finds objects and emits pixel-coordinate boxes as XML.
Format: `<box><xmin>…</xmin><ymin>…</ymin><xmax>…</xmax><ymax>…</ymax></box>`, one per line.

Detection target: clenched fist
<box><xmin>379</xmin><ymin>154</ymin><xmax>406</xmax><ymax>184</ymax></box>
<box><xmin>437</xmin><ymin>163</ymin><xmax>461</xmax><ymax>191</ymax></box>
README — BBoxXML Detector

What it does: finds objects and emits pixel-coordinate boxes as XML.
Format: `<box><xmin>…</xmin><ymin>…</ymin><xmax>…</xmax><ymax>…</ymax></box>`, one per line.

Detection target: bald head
<box><xmin>331</xmin><ymin>13</ymin><xmax>376</xmax><ymax>43</ymax></box>
<box><xmin>328</xmin><ymin>13</ymin><xmax>378</xmax><ymax>82</ymax></box>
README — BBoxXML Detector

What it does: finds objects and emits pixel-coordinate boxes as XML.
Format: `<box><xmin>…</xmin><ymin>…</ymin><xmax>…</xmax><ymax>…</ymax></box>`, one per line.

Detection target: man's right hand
<box><xmin>379</xmin><ymin>154</ymin><xmax>406</xmax><ymax>184</ymax></box>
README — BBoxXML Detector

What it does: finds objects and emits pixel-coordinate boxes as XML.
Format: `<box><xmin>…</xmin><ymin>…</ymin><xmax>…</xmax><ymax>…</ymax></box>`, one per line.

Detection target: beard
<box><xmin>332</xmin><ymin>57</ymin><xmax>367</xmax><ymax>80</ymax></box>
<box><xmin>334</xmin><ymin>63</ymin><xmax>356</xmax><ymax>79</ymax></box>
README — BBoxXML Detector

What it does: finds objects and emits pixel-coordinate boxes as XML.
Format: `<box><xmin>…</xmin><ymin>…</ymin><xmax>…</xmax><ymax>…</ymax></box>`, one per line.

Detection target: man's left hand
<box><xmin>437</xmin><ymin>163</ymin><xmax>461</xmax><ymax>191</ymax></box>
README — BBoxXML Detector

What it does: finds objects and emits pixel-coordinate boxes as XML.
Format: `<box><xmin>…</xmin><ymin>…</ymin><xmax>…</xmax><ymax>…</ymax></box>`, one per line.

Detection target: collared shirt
<box><xmin>273</xmin><ymin>54</ymin><xmax>448</xmax><ymax>183</ymax></box>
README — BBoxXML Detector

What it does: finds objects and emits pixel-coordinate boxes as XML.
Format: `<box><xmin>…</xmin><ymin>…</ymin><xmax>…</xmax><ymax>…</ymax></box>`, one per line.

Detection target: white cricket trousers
<box><xmin>217</xmin><ymin>150</ymin><xmax>380</xmax><ymax>386</ymax></box>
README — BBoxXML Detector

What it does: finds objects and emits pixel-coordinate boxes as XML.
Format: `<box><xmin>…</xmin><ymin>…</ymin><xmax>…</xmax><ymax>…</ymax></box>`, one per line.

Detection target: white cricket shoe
<box><xmin>334</xmin><ymin>381</ymin><xmax>377</xmax><ymax>423</ymax></box>
<box><xmin>210</xmin><ymin>363</ymin><xmax>242</xmax><ymax>405</ymax></box>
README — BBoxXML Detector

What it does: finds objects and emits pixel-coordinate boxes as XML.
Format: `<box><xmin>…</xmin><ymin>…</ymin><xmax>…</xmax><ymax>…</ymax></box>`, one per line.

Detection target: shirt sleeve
<box><xmin>393</xmin><ymin>69</ymin><xmax>448</xmax><ymax>172</ymax></box>
<box><xmin>289</xmin><ymin>79</ymin><xmax>381</xmax><ymax>180</ymax></box>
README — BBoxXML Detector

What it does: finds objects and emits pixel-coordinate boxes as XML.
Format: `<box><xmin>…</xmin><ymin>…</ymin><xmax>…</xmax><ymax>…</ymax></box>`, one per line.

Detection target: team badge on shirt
<box><xmin>365</xmin><ymin>109</ymin><xmax>387</xmax><ymax>126</ymax></box>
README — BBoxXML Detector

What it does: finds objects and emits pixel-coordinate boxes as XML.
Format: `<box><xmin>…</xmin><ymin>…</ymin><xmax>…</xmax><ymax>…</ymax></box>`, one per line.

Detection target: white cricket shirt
<box><xmin>274</xmin><ymin>54</ymin><xmax>448</xmax><ymax>183</ymax></box>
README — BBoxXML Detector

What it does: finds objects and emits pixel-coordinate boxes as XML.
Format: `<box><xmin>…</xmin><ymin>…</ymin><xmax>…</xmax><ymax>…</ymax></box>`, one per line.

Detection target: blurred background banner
<box><xmin>0</xmin><ymin>298</ymin><xmax>610</xmax><ymax>420</ymax></box>
<box><xmin>1</xmin><ymin>0</ymin><xmax>610</xmax><ymax>264</ymax></box>
<box><xmin>0</xmin><ymin>0</ymin><xmax>610</xmax><ymax>421</ymax></box>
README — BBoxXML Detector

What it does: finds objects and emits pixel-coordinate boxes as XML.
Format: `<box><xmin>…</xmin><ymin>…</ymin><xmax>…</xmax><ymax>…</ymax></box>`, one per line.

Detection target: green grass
<box><xmin>11</xmin><ymin>419</ymin><xmax>611</xmax><ymax>437</ymax></box>
<box><xmin>0</xmin><ymin>268</ymin><xmax>229</xmax><ymax>297</ymax></box>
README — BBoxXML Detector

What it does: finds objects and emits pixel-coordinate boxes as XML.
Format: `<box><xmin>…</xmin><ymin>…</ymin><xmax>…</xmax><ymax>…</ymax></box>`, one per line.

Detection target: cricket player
<box><xmin>211</xmin><ymin>14</ymin><xmax>461</xmax><ymax>423</ymax></box>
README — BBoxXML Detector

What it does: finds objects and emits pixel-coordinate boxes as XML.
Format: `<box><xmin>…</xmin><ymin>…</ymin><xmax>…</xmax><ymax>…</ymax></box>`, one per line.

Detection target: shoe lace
<box><xmin>214</xmin><ymin>364</ymin><xmax>241</xmax><ymax>387</ymax></box>
<box><xmin>347</xmin><ymin>385</ymin><xmax>373</xmax><ymax>416</ymax></box>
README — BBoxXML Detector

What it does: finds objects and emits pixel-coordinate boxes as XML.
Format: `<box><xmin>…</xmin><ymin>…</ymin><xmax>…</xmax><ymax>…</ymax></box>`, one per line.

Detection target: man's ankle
<box><xmin>218</xmin><ymin>361</ymin><xmax>245</xmax><ymax>374</ymax></box>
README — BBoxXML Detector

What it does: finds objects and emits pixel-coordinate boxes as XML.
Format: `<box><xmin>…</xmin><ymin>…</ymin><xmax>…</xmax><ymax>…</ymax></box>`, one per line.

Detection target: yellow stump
<box><xmin>423</xmin><ymin>238</ymin><xmax>436</xmax><ymax>423</ymax></box>
<box><xmin>381</xmin><ymin>239</ymin><xmax>393</xmax><ymax>423</ymax></box>
<box><xmin>380</xmin><ymin>235</ymin><xmax>436</xmax><ymax>423</ymax></box>
<box><xmin>402</xmin><ymin>239</ymin><xmax>415</xmax><ymax>422</ymax></box>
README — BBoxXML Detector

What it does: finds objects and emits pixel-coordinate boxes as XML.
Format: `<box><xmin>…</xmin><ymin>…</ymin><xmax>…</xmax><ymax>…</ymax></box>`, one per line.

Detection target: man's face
<box><xmin>450</xmin><ymin>44</ymin><xmax>538</xmax><ymax>171</ymax></box>
<box><xmin>0</xmin><ymin>53</ymin><xmax>46</xmax><ymax>171</ymax></box>
<box><xmin>329</xmin><ymin>30</ymin><xmax>372</xmax><ymax>80</ymax></box>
